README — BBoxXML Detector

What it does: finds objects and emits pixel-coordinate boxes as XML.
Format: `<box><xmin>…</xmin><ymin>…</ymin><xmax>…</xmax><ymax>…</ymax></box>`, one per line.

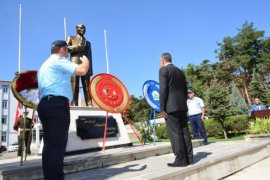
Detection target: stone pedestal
<box><xmin>39</xmin><ymin>106</ymin><xmax>132</xmax><ymax>154</ymax></box>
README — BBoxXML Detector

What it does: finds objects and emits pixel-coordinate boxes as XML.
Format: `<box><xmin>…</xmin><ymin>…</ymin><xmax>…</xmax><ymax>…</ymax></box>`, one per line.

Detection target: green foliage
<box><xmin>204</xmin><ymin>119</ymin><xmax>223</xmax><ymax>137</ymax></box>
<box><xmin>265</xmin><ymin>90</ymin><xmax>270</xmax><ymax>107</ymax></box>
<box><xmin>249</xmin><ymin>118</ymin><xmax>270</xmax><ymax>134</ymax></box>
<box><xmin>216</xmin><ymin>22</ymin><xmax>270</xmax><ymax>105</ymax></box>
<box><xmin>230</xmin><ymin>82</ymin><xmax>248</xmax><ymax>115</ymax></box>
<box><xmin>224</xmin><ymin>114</ymin><xmax>250</xmax><ymax>134</ymax></box>
<box><xmin>156</xmin><ymin>125</ymin><xmax>168</xmax><ymax>139</ymax></box>
<box><xmin>206</xmin><ymin>80</ymin><xmax>232</xmax><ymax>122</ymax></box>
<box><xmin>248</xmin><ymin>71</ymin><xmax>267</xmax><ymax>103</ymax></box>
<box><xmin>125</xmin><ymin>95</ymin><xmax>151</xmax><ymax>123</ymax></box>
<box><xmin>134</xmin><ymin>122</ymin><xmax>153</xmax><ymax>143</ymax></box>
<box><xmin>204</xmin><ymin>115</ymin><xmax>250</xmax><ymax>137</ymax></box>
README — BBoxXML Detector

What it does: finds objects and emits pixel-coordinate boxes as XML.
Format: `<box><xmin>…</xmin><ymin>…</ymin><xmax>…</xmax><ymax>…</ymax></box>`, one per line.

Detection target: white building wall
<box><xmin>0</xmin><ymin>80</ymin><xmax>18</xmax><ymax>148</ymax></box>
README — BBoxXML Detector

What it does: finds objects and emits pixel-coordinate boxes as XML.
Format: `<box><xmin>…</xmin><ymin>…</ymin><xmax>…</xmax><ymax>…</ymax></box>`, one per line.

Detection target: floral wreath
<box><xmin>11</xmin><ymin>70</ymin><xmax>39</xmax><ymax>109</ymax></box>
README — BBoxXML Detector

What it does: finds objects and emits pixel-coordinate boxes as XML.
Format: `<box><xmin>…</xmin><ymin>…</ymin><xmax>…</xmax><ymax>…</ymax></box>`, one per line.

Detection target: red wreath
<box><xmin>11</xmin><ymin>70</ymin><xmax>38</xmax><ymax>109</ymax></box>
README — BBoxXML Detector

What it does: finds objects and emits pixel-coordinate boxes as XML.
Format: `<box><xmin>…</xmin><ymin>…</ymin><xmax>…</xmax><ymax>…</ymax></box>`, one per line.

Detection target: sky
<box><xmin>1</xmin><ymin>0</ymin><xmax>270</xmax><ymax>97</ymax></box>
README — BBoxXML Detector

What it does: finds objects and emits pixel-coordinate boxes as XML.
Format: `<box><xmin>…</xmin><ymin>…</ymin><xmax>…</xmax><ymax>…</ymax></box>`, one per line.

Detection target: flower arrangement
<box><xmin>11</xmin><ymin>70</ymin><xmax>39</xmax><ymax>109</ymax></box>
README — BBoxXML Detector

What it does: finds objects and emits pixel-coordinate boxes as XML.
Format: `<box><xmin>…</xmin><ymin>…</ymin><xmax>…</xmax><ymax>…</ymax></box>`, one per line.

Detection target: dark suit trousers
<box><xmin>166</xmin><ymin>111</ymin><xmax>193</xmax><ymax>164</ymax></box>
<box><xmin>37</xmin><ymin>96</ymin><xmax>70</xmax><ymax>180</ymax></box>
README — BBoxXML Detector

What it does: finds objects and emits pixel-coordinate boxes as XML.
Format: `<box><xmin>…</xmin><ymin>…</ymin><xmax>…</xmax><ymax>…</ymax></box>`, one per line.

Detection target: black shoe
<box><xmin>188</xmin><ymin>160</ymin><xmax>193</xmax><ymax>165</ymax></box>
<box><xmin>167</xmin><ymin>162</ymin><xmax>188</xmax><ymax>167</ymax></box>
<box><xmin>203</xmin><ymin>142</ymin><xmax>208</xmax><ymax>145</ymax></box>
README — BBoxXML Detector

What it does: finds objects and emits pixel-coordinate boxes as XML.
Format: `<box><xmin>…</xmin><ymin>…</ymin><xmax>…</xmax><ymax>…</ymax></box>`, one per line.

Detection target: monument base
<box><xmin>39</xmin><ymin>106</ymin><xmax>132</xmax><ymax>154</ymax></box>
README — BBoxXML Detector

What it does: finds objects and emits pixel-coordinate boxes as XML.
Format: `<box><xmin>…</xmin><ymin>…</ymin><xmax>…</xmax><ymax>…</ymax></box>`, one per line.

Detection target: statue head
<box><xmin>76</xmin><ymin>24</ymin><xmax>86</xmax><ymax>36</ymax></box>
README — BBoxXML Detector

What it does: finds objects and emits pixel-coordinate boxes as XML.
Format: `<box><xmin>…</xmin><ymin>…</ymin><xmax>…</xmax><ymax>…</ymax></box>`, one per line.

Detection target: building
<box><xmin>0</xmin><ymin>80</ymin><xmax>17</xmax><ymax>148</ymax></box>
<box><xmin>0</xmin><ymin>80</ymin><xmax>43</xmax><ymax>151</ymax></box>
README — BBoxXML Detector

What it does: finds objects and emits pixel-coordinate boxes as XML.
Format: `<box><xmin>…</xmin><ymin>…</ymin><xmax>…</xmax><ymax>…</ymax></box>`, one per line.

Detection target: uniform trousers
<box><xmin>37</xmin><ymin>95</ymin><xmax>70</xmax><ymax>180</ymax></box>
<box><xmin>189</xmin><ymin>113</ymin><xmax>207</xmax><ymax>143</ymax></box>
<box><xmin>166</xmin><ymin>111</ymin><xmax>193</xmax><ymax>164</ymax></box>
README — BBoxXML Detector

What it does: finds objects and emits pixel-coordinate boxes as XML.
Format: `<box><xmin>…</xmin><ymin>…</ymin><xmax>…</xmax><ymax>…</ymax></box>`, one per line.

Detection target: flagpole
<box><xmin>64</xmin><ymin>17</ymin><xmax>67</xmax><ymax>40</ymax></box>
<box><xmin>104</xmin><ymin>29</ymin><xmax>110</xmax><ymax>74</ymax></box>
<box><xmin>18</xmin><ymin>3</ymin><xmax>22</xmax><ymax>73</ymax></box>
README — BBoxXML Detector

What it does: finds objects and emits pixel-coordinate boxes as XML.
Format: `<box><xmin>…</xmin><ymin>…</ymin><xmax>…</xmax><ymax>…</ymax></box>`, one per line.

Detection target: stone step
<box><xmin>0</xmin><ymin>140</ymin><xmax>202</xmax><ymax>180</ymax></box>
<box><xmin>65</xmin><ymin>140</ymin><xmax>270</xmax><ymax>180</ymax></box>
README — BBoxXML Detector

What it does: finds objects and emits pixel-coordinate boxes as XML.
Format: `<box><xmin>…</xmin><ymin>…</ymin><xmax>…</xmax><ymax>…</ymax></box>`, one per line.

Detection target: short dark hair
<box><xmin>51</xmin><ymin>46</ymin><xmax>62</xmax><ymax>54</ymax></box>
<box><xmin>161</xmin><ymin>53</ymin><xmax>172</xmax><ymax>62</ymax></box>
<box><xmin>50</xmin><ymin>40</ymin><xmax>69</xmax><ymax>54</ymax></box>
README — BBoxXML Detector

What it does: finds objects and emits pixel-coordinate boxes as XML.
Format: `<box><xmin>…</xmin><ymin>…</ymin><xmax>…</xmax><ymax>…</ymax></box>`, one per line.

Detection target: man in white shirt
<box><xmin>187</xmin><ymin>89</ymin><xmax>208</xmax><ymax>145</ymax></box>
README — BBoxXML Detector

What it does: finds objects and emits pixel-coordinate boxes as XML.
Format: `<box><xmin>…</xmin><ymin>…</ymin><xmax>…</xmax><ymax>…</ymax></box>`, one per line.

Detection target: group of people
<box><xmin>158</xmin><ymin>53</ymin><xmax>268</xmax><ymax>167</ymax></box>
<box><xmin>30</xmin><ymin>26</ymin><xmax>267</xmax><ymax>179</ymax></box>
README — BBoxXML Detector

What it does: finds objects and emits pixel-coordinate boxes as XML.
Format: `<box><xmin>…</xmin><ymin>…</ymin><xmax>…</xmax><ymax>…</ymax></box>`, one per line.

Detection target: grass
<box><xmin>143</xmin><ymin>135</ymin><xmax>245</xmax><ymax>144</ymax></box>
<box><xmin>134</xmin><ymin>134</ymin><xmax>246</xmax><ymax>145</ymax></box>
<box><xmin>208</xmin><ymin>135</ymin><xmax>245</xmax><ymax>143</ymax></box>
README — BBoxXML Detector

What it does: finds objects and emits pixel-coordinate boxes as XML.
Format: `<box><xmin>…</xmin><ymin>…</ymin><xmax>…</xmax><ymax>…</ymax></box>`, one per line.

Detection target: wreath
<box><xmin>11</xmin><ymin>70</ymin><xmax>39</xmax><ymax>109</ymax></box>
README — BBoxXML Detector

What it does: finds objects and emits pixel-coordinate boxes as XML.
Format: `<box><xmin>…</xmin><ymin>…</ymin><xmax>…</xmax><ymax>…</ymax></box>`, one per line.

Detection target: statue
<box><xmin>66</xmin><ymin>24</ymin><xmax>93</xmax><ymax>106</ymax></box>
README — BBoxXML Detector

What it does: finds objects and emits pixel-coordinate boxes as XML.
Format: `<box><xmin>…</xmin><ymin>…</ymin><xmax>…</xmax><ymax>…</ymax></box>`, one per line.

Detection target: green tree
<box><xmin>230</xmin><ymin>81</ymin><xmax>248</xmax><ymax>115</ymax></box>
<box><xmin>248</xmin><ymin>71</ymin><xmax>267</xmax><ymax>103</ymax></box>
<box><xmin>216</xmin><ymin>22</ymin><xmax>266</xmax><ymax>105</ymax></box>
<box><xmin>206</xmin><ymin>80</ymin><xmax>232</xmax><ymax>139</ymax></box>
<box><xmin>184</xmin><ymin>63</ymin><xmax>207</xmax><ymax>98</ymax></box>
<box><xmin>124</xmin><ymin>95</ymin><xmax>151</xmax><ymax>123</ymax></box>
<box><xmin>265</xmin><ymin>91</ymin><xmax>270</xmax><ymax>107</ymax></box>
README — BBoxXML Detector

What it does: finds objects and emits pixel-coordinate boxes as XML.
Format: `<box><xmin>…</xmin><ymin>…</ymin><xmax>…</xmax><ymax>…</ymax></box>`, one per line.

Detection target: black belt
<box><xmin>189</xmin><ymin>113</ymin><xmax>202</xmax><ymax>117</ymax></box>
<box><xmin>43</xmin><ymin>95</ymin><xmax>68</xmax><ymax>102</ymax></box>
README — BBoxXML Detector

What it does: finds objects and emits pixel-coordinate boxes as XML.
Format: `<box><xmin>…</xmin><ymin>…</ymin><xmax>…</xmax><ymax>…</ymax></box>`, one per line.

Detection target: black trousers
<box><xmin>37</xmin><ymin>96</ymin><xmax>70</xmax><ymax>180</ymax></box>
<box><xmin>166</xmin><ymin>111</ymin><xmax>193</xmax><ymax>164</ymax></box>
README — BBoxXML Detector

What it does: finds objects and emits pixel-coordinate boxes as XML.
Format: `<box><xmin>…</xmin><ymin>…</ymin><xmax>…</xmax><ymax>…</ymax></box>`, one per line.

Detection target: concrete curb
<box><xmin>0</xmin><ymin>140</ymin><xmax>202</xmax><ymax>180</ymax></box>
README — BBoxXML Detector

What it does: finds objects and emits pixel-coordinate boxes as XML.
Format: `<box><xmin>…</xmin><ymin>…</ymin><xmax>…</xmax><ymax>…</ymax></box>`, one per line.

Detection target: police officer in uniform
<box><xmin>13</xmin><ymin>110</ymin><xmax>33</xmax><ymax>156</ymax></box>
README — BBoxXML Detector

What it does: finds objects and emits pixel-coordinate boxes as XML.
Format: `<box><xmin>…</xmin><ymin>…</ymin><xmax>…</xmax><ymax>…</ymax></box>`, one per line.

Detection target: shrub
<box><xmin>204</xmin><ymin>114</ymin><xmax>250</xmax><ymax>137</ymax></box>
<box><xmin>249</xmin><ymin>118</ymin><xmax>270</xmax><ymax>134</ymax></box>
<box><xmin>156</xmin><ymin>125</ymin><xmax>168</xmax><ymax>139</ymax></box>
<box><xmin>135</xmin><ymin>122</ymin><xmax>153</xmax><ymax>143</ymax></box>
<box><xmin>204</xmin><ymin>119</ymin><xmax>223</xmax><ymax>137</ymax></box>
<box><xmin>224</xmin><ymin>114</ymin><xmax>250</xmax><ymax>134</ymax></box>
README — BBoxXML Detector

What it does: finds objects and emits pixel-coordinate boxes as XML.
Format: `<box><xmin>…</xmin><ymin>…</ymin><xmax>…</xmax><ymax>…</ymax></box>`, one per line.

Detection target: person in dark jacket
<box><xmin>159</xmin><ymin>52</ymin><xmax>193</xmax><ymax>167</ymax></box>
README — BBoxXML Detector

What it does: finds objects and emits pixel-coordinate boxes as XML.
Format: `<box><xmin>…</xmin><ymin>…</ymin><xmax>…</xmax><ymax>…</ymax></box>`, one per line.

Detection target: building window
<box><xmin>1</xmin><ymin>132</ymin><xmax>6</xmax><ymax>142</ymax></box>
<box><xmin>2</xmin><ymin>85</ymin><xmax>9</xmax><ymax>93</ymax></box>
<box><xmin>2</xmin><ymin>115</ymin><xmax>7</xmax><ymax>124</ymax></box>
<box><xmin>2</xmin><ymin>100</ymin><xmax>8</xmax><ymax>108</ymax></box>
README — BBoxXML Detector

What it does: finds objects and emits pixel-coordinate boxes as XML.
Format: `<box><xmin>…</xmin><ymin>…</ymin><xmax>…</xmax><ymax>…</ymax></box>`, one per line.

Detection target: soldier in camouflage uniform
<box><xmin>13</xmin><ymin>111</ymin><xmax>33</xmax><ymax>156</ymax></box>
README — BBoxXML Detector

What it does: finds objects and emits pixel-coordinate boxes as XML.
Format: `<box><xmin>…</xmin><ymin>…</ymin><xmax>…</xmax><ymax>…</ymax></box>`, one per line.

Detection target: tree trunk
<box><xmin>220</xmin><ymin>120</ymin><xmax>228</xmax><ymax>139</ymax></box>
<box><xmin>223</xmin><ymin>129</ymin><xmax>228</xmax><ymax>139</ymax></box>
<box><xmin>243</xmin><ymin>83</ymin><xmax>252</xmax><ymax>106</ymax></box>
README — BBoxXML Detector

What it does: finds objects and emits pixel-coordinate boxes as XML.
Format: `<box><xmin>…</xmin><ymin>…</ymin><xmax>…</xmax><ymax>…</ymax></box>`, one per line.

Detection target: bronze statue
<box><xmin>66</xmin><ymin>24</ymin><xmax>93</xmax><ymax>106</ymax></box>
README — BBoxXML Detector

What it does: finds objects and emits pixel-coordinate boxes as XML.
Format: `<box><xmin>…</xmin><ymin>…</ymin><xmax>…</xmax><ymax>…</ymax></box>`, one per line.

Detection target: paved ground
<box><xmin>224</xmin><ymin>156</ymin><xmax>270</xmax><ymax>180</ymax></box>
<box><xmin>64</xmin><ymin>141</ymin><xmax>270</xmax><ymax>180</ymax></box>
<box><xmin>1</xmin><ymin>141</ymin><xmax>270</xmax><ymax>180</ymax></box>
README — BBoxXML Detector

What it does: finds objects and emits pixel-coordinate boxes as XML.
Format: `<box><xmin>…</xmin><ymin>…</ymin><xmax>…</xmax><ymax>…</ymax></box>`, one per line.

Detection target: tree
<box><xmin>248</xmin><ymin>71</ymin><xmax>267</xmax><ymax>103</ymax></box>
<box><xmin>184</xmin><ymin>63</ymin><xmax>207</xmax><ymax>98</ymax></box>
<box><xmin>206</xmin><ymin>80</ymin><xmax>232</xmax><ymax>139</ymax></box>
<box><xmin>230</xmin><ymin>81</ymin><xmax>248</xmax><ymax>115</ymax></box>
<box><xmin>216</xmin><ymin>22</ymin><xmax>266</xmax><ymax>105</ymax></box>
<box><xmin>124</xmin><ymin>95</ymin><xmax>151</xmax><ymax>124</ymax></box>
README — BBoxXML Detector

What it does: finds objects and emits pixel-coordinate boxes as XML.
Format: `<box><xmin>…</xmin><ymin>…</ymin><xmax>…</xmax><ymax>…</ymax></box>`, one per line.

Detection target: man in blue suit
<box><xmin>248</xmin><ymin>98</ymin><xmax>267</xmax><ymax>115</ymax></box>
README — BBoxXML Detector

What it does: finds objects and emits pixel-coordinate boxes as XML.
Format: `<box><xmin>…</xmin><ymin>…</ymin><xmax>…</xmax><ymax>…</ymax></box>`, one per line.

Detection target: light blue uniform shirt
<box><xmin>187</xmin><ymin>97</ymin><xmax>205</xmax><ymax>116</ymax></box>
<box><xmin>38</xmin><ymin>54</ymin><xmax>78</xmax><ymax>102</ymax></box>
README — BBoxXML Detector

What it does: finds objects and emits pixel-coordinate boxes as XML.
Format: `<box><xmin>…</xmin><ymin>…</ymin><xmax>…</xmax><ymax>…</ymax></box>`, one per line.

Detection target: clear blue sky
<box><xmin>1</xmin><ymin>0</ymin><xmax>270</xmax><ymax>97</ymax></box>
